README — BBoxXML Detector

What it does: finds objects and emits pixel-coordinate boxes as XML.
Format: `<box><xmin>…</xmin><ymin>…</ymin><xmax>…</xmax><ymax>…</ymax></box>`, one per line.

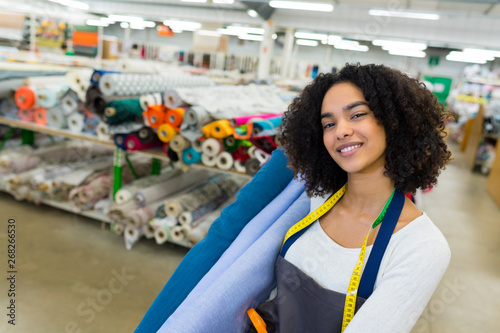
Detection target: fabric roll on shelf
<box><xmin>143</xmin><ymin>223</ymin><xmax>156</xmax><ymax>239</ymax></box>
<box><xmin>104</xmin><ymin>99</ymin><xmax>143</xmax><ymax>124</ymax></box>
<box><xmin>245</xmin><ymin>158</ymin><xmax>261</xmax><ymax>176</ymax></box>
<box><xmin>66</xmin><ymin>69</ymin><xmax>92</xmax><ymax>101</ymax></box>
<box><xmin>85</xmin><ymin>85</ymin><xmax>140</xmax><ymax>117</ymax></box>
<box><xmin>140</xmin><ymin>93</ymin><xmax>163</xmax><ymax>111</ymax></box>
<box><xmin>229</xmin><ymin>113</ymin><xmax>283</xmax><ymax>127</ymax></box>
<box><xmin>201</xmin><ymin>138</ymin><xmax>224</xmax><ymax>157</ymax></box>
<box><xmin>18</xmin><ymin>108</ymin><xmax>34</xmax><ymax>122</ymax></box>
<box><xmin>152</xmin><ymin>217</ymin><xmax>178</xmax><ymax>245</ymax></box>
<box><xmin>233</xmin><ymin>160</ymin><xmax>246</xmax><ymax>173</ymax></box>
<box><xmin>133</xmin><ymin>169</ymin><xmax>209</xmax><ymax>208</ymax></box>
<box><xmin>181</xmin><ymin>147</ymin><xmax>202</xmax><ymax>165</ymax></box>
<box><xmin>22</xmin><ymin>75</ymin><xmax>68</xmax><ymax>87</ymax></box>
<box><xmin>165</xmin><ymin>108</ymin><xmax>185</xmax><ymax>130</ymax></box>
<box><xmin>33</xmin><ymin>107</ymin><xmax>47</xmax><ymax>125</ymax></box>
<box><xmin>143</xmin><ymin>104</ymin><xmax>167</xmax><ymax>129</ymax></box>
<box><xmin>250</xmin><ymin>116</ymin><xmax>283</xmax><ymax>136</ymax></box>
<box><xmin>164</xmin><ymin>90</ymin><xmax>189</xmax><ymax>109</ymax></box>
<box><xmin>15</xmin><ymin>86</ymin><xmax>38</xmax><ymax>110</ymax></box>
<box><xmin>67</xmin><ymin>112</ymin><xmax>85</xmax><ymax>134</ymax></box>
<box><xmin>169</xmin><ymin>135</ymin><xmax>190</xmax><ymax>153</ymax></box>
<box><xmin>254</xmin><ymin>148</ymin><xmax>272</xmax><ymax>165</ymax></box>
<box><xmin>170</xmin><ymin>225</ymin><xmax>191</xmax><ymax>243</ymax></box>
<box><xmin>163</xmin><ymin>173</ymin><xmax>230</xmax><ymax>218</ymax></box>
<box><xmin>249</xmin><ymin>135</ymin><xmax>278</xmax><ymax>154</ymax></box>
<box><xmin>114</xmin><ymin>133</ymin><xmax>128</xmax><ymax>150</ymax></box>
<box><xmin>0</xmin><ymin>98</ymin><xmax>19</xmax><ymax>118</ymax></box>
<box><xmin>202</xmin><ymin>119</ymin><xmax>233</xmax><ymax>139</ymax></box>
<box><xmin>96</xmin><ymin>122</ymin><xmax>111</xmax><ymax>141</ymax></box>
<box><xmin>125</xmin><ymin>132</ymin><xmax>162</xmax><ymax>151</ymax></box>
<box><xmin>36</xmin><ymin>83</ymin><xmax>69</xmax><ymax>108</ymax></box>
<box><xmin>123</xmin><ymin>199</ymin><xmax>164</xmax><ymax>229</ymax></box>
<box><xmin>124</xmin><ymin>224</ymin><xmax>144</xmax><ymax>250</ymax></box>
<box><xmin>157</xmin><ymin>123</ymin><xmax>177</xmax><ymax>143</ymax></box>
<box><xmin>215</xmin><ymin>151</ymin><xmax>233</xmax><ymax>171</ymax></box>
<box><xmin>111</xmin><ymin>222</ymin><xmax>125</xmax><ymax>236</ymax></box>
<box><xmin>83</xmin><ymin>115</ymin><xmax>100</xmax><ymax>135</ymax></box>
<box><xmin>60</xmin><ymin>89</ymin><xmax>80</xmax><ymax>115</ymax></box>
<box><xmin>90</xmin><ymin>69</ymin><xmax>120</xmax><ymax>85</ymax></box>
<box><xmin>46</xmin><ymin>106</ymin><xmax>67</xmax><ymax>129</ymax></box>
<box><xmin>201</xmin><ymin>153</ymin><xmax>217</xmax><ymax>167</ymax></box>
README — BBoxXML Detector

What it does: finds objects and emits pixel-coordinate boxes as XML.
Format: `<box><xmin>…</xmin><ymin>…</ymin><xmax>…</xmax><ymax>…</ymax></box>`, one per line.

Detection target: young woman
<box><xmin>248</xmin><ymin>63</ymin><xmax>452</xmax><ymax>333</ymax></box>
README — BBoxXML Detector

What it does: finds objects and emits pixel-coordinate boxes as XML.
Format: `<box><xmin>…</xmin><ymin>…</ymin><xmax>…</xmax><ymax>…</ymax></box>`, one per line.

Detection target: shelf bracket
<box><xmin>151</xmin><ymin>157</ymin><xmax>161</xmax><ymax>175</ymax></box>
<box><xmin>21</xmin><ymin>129</ymin><xmax>34</xmax><ymax>145</ymax></box>
<box><xmin>113</xmin><ymin>148</ymin><xmax>124</xmax><ymax>200</ymax></box>
<box><xmin>0</xmin><ymin>127</ymin><xmax>14</xmax><ymax>152</ymax></box>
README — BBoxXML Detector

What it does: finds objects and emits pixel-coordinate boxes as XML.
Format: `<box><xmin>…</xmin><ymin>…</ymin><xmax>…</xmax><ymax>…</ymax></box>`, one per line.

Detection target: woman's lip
<box><xmin>337</xmin><ymin>143</ymin><xmax>363</xmax><ymax>156</ymax></box>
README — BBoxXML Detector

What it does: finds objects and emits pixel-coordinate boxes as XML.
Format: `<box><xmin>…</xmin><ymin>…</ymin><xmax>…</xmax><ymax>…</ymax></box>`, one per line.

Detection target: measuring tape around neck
<box><xmin>279</xmin><ymin>184</ymin><xmax>396</xmax><ymax>332</ymax></box>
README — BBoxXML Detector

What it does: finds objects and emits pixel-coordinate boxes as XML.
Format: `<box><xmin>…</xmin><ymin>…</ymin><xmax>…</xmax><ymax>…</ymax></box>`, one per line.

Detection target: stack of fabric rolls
<box><xmin>106</xmin><ymin>168</ymin><xmax>247</xmax><ymax>249</ymax></box>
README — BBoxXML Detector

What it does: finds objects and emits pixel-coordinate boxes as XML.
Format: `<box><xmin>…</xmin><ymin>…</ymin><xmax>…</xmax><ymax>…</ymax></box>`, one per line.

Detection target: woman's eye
<box><xmin>352</xmin><ymin>113</ymin><xmax>367</xmax><ymax>119</ymax></box>
<box><xmin>323</xmin><ymin>123</ymin><xmax>335</xmax><ymax>129</ymax></box>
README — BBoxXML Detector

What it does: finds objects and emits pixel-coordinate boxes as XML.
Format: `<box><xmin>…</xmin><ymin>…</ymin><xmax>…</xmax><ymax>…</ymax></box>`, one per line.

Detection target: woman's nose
<box><xmin>336</xmin><ymin>120</ymin><xmax>353</xmax><ymax>139</ymax></box>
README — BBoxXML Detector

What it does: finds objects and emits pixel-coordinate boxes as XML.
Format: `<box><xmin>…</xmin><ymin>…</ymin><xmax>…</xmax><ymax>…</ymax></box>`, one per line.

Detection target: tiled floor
<box><xmin>1</xmin><ymin>142</ymin><xmax>499</xmax><ymax>333</ymax></box>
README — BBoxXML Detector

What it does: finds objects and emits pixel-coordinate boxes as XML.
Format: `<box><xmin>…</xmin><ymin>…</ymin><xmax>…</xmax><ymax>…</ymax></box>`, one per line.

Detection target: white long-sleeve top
<box><xmin>284</xmin><ymin>194</ymin><xmax>451</xmax><ymax>333</ymax></box>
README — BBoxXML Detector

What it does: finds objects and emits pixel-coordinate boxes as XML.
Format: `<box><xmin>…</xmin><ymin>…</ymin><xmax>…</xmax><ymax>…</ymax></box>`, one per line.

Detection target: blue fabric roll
<box><xmin>135</xmin><ymin>148</ymin><xmax>294</xmax><ymax>333</ymax></box>
<box><xmin>182</xmin><ymin>147</ymin><xmax>202</xmax><ymax>165</ymax></box>
<box><xmin>158</xmin><ymin>190</ymin><xmax>310</xmax><ymax>333</ymax></box>
<box><xmin>164</xmin><ymin>178</ymin><xmax>306</xmax><ymax>325</ymax></box>
<box><xmin>90</xmin><ymin>69</ymin><xmax>119</xmax><ymax>85</ymax></box>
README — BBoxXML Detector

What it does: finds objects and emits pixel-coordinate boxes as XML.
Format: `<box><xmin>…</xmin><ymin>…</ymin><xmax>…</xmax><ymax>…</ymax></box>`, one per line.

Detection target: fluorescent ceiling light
<box><xmin>446</xmin><ymin>51</ymin><xmax>492</xmax><ymax>64</ymax></box>
<box><xmin>369</xmin><ymin>9</ymin><xmax>439</xmax><ymax>20</ymax></box>
<box><xmin>247</xmin><ymin>9</ymin><xmax>258</xmax><ymax>17</ymax></box>
<box><xmin>108</xmin><ymin>15</ymin><xmax>144</xmax><ymax>23</ymax></box>
<box><xmin>120</xmin><ymin>22</ymin><xmax>129</xmax><ymax>29</ymax></box>
<box><xmin>326</xmin><ymin>35</ymin><xmax>342</xmax><ymax>45</ymax></box>
<box><xmin>333</xmin><ymin>40</ymin><xmax>369</xmax><ymax>52</ymax></box>
<box><xmin>213</xmin><ymin>0</ymin><xmax>234</xmax><ymax>3</ymax></box>
<box><xmin>163</xmin><ymin>20</ymin><xmax>201</xmax><ymax>31</ymax></box>
<box><xmin>239</xmin><ymin>34</ymin><xmax>264</xmax><ymax>41</ymax></box>
<box><xmin>294</xmin><ymin>32</ymin><xmax>327</xmax><ymax>40</ymax></box>
<box><xmin>272</xmin><ymin>33</ymin><xmax>277</xmax><ymax>40</ymax></box>
<box><xmin>181</xmin><ymin>0</ymin><xmax>206</xmax><ymax>2</ymax></box>
<box><xmin>296</xmin><ymin>39</ymin><xmax>318</xmax><ymax>46</ymax></box>
<box><xmin>48</xmin><ymin>0</ymin><xmax>89</xmax><ymax>10</ymax></box>
<box><xmin>86</xmin><ymin>19</ymin><xmax>108</xmax><ymax>27</ymax></box>
<box><xmin>463</xmin><ymin>48</ymin><xmax>500</xmax><ymax>58</ymax></box>
<box><xmin>142</xmin><ymin>21</ymin><xmax>156</xmax><ymax>28</ymax></box>
<box><xmin>269</xmin><ymin>1</ymin><xmax>333</xmax><ymax>12</ymax></box>
<box><xmin>373</xmin><ymin>39</ymin><xmax>427</xmax><ymax>50</ymax></box>
<box><xmin>130</xmin><ymin>24</ymin><xmax>145</xmax><ymax>30</ymax></box>
<box><xmin>100</xmin><ymin>17</ymin><xmax>115</xmax><ymax>24</ymax></box>
<box><xmin>388</xmin><ymin>49</ymin><xmax>426</xmax><ymax>58</ymax></box>
<box><xmin>198</xmin><ymin>30</ymin><xmax>221</xmax><ymax>37</ymax></box>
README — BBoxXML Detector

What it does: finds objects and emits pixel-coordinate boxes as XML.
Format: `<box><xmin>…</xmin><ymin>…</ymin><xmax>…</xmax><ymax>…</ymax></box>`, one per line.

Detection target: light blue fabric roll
<box><xmin>158</xmin><ymin>190</ymin><xmax>310</xmax><ymax>333</ymax></box>
<box><xmin>165</xmin><ymin>178</ymin><xmax>306</xmax><ymax>325</ymax></box>
<box><xmin>135</xmin><ymin>148</ymin><xmax>293</xmax><ymax>333</ymax></box>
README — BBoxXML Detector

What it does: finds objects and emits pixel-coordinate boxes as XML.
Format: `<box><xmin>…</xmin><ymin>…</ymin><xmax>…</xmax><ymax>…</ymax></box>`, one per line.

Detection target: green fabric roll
<box><xmin>222</xmin><ymin>136</ymin><xmax>241</xmax><ymax>151</ymax></box>
<box><xmin>104</xmin><ymin>99</ymin><xmax>142</xmax><ymax>124</ymax></box>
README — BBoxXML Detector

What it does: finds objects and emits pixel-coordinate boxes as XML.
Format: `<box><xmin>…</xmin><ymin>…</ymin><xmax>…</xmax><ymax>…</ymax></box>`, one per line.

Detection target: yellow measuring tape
<box><xmin>281</xmin><ymin>184</ymin><xmax>395</xmax><ymax>332</ymax></box>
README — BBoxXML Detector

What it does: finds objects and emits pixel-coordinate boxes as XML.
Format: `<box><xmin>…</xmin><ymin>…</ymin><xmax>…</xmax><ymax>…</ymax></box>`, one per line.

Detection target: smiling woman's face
<box><xmin>320</xmin><ymin>82</ymin><xmax>387</xmax><ymax>175</ymax></box>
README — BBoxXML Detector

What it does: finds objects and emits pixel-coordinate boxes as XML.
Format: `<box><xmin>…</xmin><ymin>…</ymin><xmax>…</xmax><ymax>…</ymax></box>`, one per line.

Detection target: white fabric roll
<box><xmin>201</xmin><ymin>138</ymin><xmax>224</xmax><ymax>157</ymax></box>
<box><xmin>201</xmin><ymin>154</ymin><xmax>217</xmax><ymax>167</ymax></box>
<box><xmin>46</xmin><ymin>106</ymin><xmax>67</xmax><ymax>129</ymax></box>
<box><xmin>233</xmin><ymin>159</ymin><xmax>246</xmax><ymax>173</ymax></box>
<box><xmin>67</xmin><ymin>112</ymin><xmax>85</xmax><ymax>134</ymax></box>
<box><xmin>96</xmin><ymin>122</ymin><xmax>112</xmax><ymax>141</ymax></box>
<box><xmin>215</xmin><ymin>151</ymin><xmax>234</xmax><ymax>171</ymax></box>
<box><xmin>66</xmin><ymin>69</ymin><xmax>92</xmax><ymax>101</ymax></box>
<box><xmin>170</xmin><ymin>225</ymin><xmax>191</xmax><ymax>243</ymax></box>
<box><xmin>124</xmin><ymin>225</ymin><xmax>144</xmax><ymax>250</ymax></box>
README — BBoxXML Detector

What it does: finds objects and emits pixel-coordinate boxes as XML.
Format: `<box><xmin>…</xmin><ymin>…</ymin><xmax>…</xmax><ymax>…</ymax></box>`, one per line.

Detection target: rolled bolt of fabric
<box><xmin>215</xmin><ymin>151</ymin><xmax>234</xmax><ymax>171</ymax></box>
<box><xmin>67</xmin><ymin>112</ymin><xmax>85</xmax><ymax>134</ymax></box>
<box><xmin>137</xmin><ymin>127</ymin><xmax>157</xmax><ymax>143</ymax></box>
<box><xmin>143</xmin><ymin>223</ymin><xmax>156</xmax><ymax>239</ymax></box>
<box><xmin>201</xmin><ymin>153</ymin><xmax>217</xmax><ymax>167</ymax></box>
<box><xmin>17</xmin><ymin>108</ymin><xmax>34</xmax><ymax>122</ymax></box>
<box><xmin>154</xmin><ymin>224</ymin><xmax>171</xmax><ymax>245</ymax></box>
<box><xmin>96</xmin><ymin>122</ymin><xmax>111</xmax><ymax>141</ymax></box>
<box><xmin>36</xmin><ymin>83</ymin><xmax>69</xmax><ymax>108</ymax></box>
<box><xmin>46</xmin><ymin>106</ymin><xmax>67</xmax><ymax>129</ymax></box>
<box><xmin>230</xmin><ymin>113</ymin><xmax>283</xmax><ymax>127</ymax></box>
<box><xmin>233</xmin><ymin>159</ymin><xmax>247</xmax><ymax>173</ymax></box>
<box><xmin>83</xmin><ymin>115</ymin><xmax>100</xmax><ymax>135</ymax></box>
<box><xmin>140</xmin><ymin>93</ymin><xmax>161</xmax><ymax>111</ymax></box>
<box><xmin>222</xmin><ymin>136</ymin><xmax>241</xmax><ymax>152</ymax></box>
<box><xmin>170</xmin><ymin>135</ymin><xmax>191</xmax><ymax>153</ymax></box>
<box><xmin>104</xmin><ymin>99</ymin><xmax>143</xmax><ymax>124</ymax></box>
<box><xmin>182</xmin><ymin>106</ymin><xmax>210</xmax><ymax>128</ymax></box>
<box><xmin>182</xmin><ymin>147</ymin><xmax>202</xmax><ymax>165</ymax></box>
<box><xmin>245</xmin><ymin>158</ymin><xmax>261</xmax><ymax>176</ymax></box>
<box><xmin>33</xmin><ymin>107</ymin><xmax>47</xmax><ymax>126</ymax></box>
<box><xmin>60</xmin><ymin>89</ymin><xmax>80</xmax><ymax>115</ymax></box>
<box><xmin>143</xmin><ymin>104</ymin><xmax>167</xmax><ymax>129</ymax></box>
<box><xmin>202</xmin><ymin>119</ymin><xmax>233</xmax><ymax>139</ymax></box>
<box><xmin>201</xmin><ymin>138</ymin><xmax>224</xmax><ymax>157</ymax></box>
<box><xmin>165</xmin><ymin>107</ymin><xmax>185</xmax><ymax>130</ymax></box>
<box><xmin>124</xmin><ymin>225</ymin><xmax>144</xmax><ymax>250</ymax></box>
<box><xmin>170</xmin><ymin>225</ymin><xmax>191</xmax><ymax>243</ymax></box>
<box><xmin>113</xmin><ymin>134</ymin><xmax>128</xmax><ymax>150</ymax></box>
<box><xmin>14</xmin><ymin>86</ymin><xmax>38</xmax><ymax>110</ymax></box>
<box><xmin>0</xmin><ymin>98</ymin><xmax>19</xmax><ymax>119</ymax></box>
<box><xmin>125</xmin><ymin>134</ymin><xmax>162</xmax><ymax>151</ymax></box>
<box><xmin>158</xmin><ymin>123</ymin><xmax>178</xmax><ymax>143</ymax></box>
<box><xmin>164</xmin><ymin>90</ymin><xmax>189</xmax><ymax>109</ymax></box>
<box><xmin>135</xmin><ymin>148</ymin><xmax>295</xmax><ymax>333</ymax></box>
<box><xmin>233</xmin><ymin>145</ymin><xmax>251</xmax><ymax>162</ymax></box>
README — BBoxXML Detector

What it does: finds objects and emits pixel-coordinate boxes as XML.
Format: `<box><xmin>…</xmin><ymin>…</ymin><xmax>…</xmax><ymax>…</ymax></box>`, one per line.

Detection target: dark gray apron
<box><xmin>248</xmin><ymin>190</ymin><xmax>405</xmax><ymax>333</ymax></box>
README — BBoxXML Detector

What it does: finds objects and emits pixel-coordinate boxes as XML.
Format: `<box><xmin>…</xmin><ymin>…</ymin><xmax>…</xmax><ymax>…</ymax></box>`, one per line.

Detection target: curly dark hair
<box><xmin>280</xmin><ymin>63</ymin><xmax>452</xmax><ymax>197</ymax></box>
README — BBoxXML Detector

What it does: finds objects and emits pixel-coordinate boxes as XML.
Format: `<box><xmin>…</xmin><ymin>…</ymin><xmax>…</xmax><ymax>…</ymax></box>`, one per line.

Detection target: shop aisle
<box><xmin>1</xmin><ymin>142</ymin><xmax>499</xmax><ymax>333</ymax></box>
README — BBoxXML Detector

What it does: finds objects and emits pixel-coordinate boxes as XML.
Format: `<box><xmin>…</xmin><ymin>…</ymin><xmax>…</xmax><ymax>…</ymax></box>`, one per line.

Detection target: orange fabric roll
<box><xmin>33</xmin><ymin>107</ymin><xmax>48</xmax><ymax>125</ymax></box>
<box><xmin>165</xmin><ymin>107</ymin><xmax>185</xmax><ymax>130</ymax></box>
<box><xmin>143</xmin><ymin>105</ymin><xmax>167</xmax><ymax>129</ymax></box>
<box><xmin>15</xmin><ymin>86</ymin><xmax>37</xmax><ymax>110</ymax></box>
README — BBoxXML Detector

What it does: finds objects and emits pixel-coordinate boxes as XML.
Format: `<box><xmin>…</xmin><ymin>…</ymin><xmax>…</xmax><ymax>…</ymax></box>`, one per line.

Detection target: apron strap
<box><xmin>358</xmin><ymin>189</ymin><xmax>405</xmax><ymax>299</ymax></box>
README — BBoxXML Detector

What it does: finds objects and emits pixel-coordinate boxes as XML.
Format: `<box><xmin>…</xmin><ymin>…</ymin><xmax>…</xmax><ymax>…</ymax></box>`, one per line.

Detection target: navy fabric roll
<box><xmin>135</xmin><ymin>148</ymin><xmax>293</xmax><ymax>333</ymax></box>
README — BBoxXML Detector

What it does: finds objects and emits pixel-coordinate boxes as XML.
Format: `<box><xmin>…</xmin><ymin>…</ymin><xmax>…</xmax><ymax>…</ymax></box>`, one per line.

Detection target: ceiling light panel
<box><xmin>269</xmin><ymin>1</ymin><xmax>333</xmax><ymax>12</ymax></box>
<box><xmin>369</xmin><ymin>9</ymin><xmax>439</xmax><ymax>20</ymax></box>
